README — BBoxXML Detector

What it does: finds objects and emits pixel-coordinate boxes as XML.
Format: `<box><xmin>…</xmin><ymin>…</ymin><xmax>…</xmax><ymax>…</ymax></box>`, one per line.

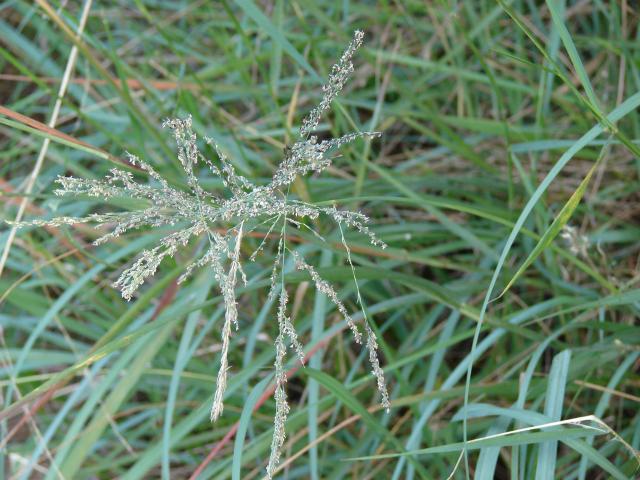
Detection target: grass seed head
<box><xmin>8</xmin><ymin>30</ymin><xmax>390</xmax><ymax>478</ymax></box>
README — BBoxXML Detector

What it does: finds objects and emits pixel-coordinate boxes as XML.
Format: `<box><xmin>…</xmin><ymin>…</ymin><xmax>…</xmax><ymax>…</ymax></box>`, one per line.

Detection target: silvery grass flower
<box><xmin>9</xmin><ymin>30</ymin><xmax>390</xmax><ymax>477</ymax></box>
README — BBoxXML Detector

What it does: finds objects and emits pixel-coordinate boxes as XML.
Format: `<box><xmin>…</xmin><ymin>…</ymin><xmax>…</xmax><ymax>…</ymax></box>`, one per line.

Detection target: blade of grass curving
<box><xmin>501</xmin><ymin>324</ymin><xmax>571</xmax><ymax>478</ymax></box>
<box><xmin>395</xmin><ymin>253</ymin><xmax>498</xmax><ymax>480</ymax></box>
<box><xmin>498</xmin><ymin>140</ymin><xmax>610</xmax><ymax>297</ymax></box>
<box><xmin>462</xmin><ymin>90</ymin><xmax>640</xmax><ymax>476</ymax></box>
<box><xmin>536</xmin><ymin>0</ymin><xmax>563</xmax><ymax>123</ymax></box>
<box><xmin>545</xmin><ymin>0</ymin><xmax>600</xmax><ymax>109</ymax></box>
<box><xmin>391</xmin><ymin>255</ymin><xmax>539</xmax><ymax>479</ymax></box>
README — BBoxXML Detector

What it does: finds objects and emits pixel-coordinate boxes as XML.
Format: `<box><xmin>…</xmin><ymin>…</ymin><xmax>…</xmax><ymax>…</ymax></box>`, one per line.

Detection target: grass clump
<box><xmin>2</xmin><ymin>2</ymin><xmax>640</xmax><ymax>479</ymax></box>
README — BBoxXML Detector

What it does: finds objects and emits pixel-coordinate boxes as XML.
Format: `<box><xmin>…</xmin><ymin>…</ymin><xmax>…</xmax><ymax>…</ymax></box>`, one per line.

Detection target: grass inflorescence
<box><xmin>6</xmin><ymin>30</ymin><xmax>390</xmax><ymax>478</ymax></box>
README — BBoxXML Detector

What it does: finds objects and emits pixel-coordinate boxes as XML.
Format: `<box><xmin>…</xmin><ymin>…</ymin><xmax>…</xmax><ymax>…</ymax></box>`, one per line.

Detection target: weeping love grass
<box><xmin>8</xmin><ymin>30</ymin><xmax>390</xmax><ymax>478</ymax></box>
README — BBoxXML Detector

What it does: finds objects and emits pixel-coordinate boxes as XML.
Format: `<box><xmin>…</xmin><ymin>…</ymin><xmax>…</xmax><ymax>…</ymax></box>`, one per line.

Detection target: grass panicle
<box><xmin>7</xmin><ymin>30</ymin><xmax>389</xmax><ymax>477</ymax></box>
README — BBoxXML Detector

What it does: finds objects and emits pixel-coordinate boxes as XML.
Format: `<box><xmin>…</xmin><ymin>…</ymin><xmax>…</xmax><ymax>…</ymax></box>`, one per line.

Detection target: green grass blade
<box><xmin>234</xmin><ymin>0</ymin><xmax>320</xmax><ymax>82</ymax></box>
<box><xmin>499</xmin><ymin>143</ymin><xmax>608</xmax><ymax>297</ymax></box>
<box><xmin>545</xmin><ymin>0</ymin><xmax>600</xmax><ymax>109</ymax></box>
<box><xmin>307</xmin><ymin>250</ymin><xmax>331</xmax><ymax>480</ymax></box>
<box><xmin>232</xmin><ymin>375</ymin><xmax>272</xmax><ymax>480</ymax></box>
<box><xmin>535</xmin><ymin>350</ymin><xmax>571</xmax><ymax>480</ymax></box>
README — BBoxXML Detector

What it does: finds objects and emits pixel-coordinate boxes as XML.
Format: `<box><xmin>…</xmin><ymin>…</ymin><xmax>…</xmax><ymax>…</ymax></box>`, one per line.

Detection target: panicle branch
<box><xmin>299</xmin><ymin>30</ymin><xmax>364</xmax><ymax>138</ymax></box>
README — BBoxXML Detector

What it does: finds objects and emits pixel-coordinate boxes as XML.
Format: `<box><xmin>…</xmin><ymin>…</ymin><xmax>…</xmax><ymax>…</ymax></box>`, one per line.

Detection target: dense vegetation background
<box><xmin>1</xmin><ymin>1</ymin><xmax>639</xmax><ymax>478</ymax></box>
